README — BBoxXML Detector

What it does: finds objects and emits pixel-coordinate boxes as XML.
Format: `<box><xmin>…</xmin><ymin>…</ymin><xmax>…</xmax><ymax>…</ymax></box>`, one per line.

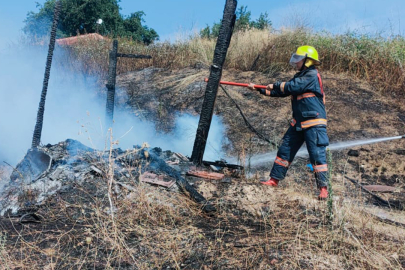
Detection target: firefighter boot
<box><xmin>318</xmin><ymin>186</ymin><xmax>328</xmax><ymax>200</ymax></box>
<box><xmin>261</xmin><ymin>178</ymin><xmax>279</xmax><ymax>186</ymax></box>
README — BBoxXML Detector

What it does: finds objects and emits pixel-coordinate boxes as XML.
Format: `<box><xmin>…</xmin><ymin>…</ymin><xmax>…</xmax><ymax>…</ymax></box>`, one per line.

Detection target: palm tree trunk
<box><xmin>191</xmin><ymin>0</ymin><xmax>237</xmax><ymax>165</ymax></box>
<box><xmin>31</xmin><ymin>0</ymin><xmax>61</xmax><ymax>148</ymax></box>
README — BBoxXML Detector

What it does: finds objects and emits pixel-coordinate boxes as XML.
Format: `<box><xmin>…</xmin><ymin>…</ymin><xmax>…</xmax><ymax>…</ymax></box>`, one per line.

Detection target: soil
<box><xmin>1</xmin><ymin>66</ymin><xmax>405</xmax><ymax>269</ymax></box>
<box><xmin>117</xmin><ymin>67</ymin><xmax>405</xmax><ymax>189</ymax></box>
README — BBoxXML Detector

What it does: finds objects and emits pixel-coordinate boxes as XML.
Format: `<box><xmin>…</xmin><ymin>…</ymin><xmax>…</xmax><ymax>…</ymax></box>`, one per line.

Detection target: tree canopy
<box><xmin>23</xmin><ymin>0</ymin><xmax>159</xmax><ymax>45</ymax></box>
<box><xmin>200</xmin><ymin>6</ymin><xmax>272</xmax><ymax>39</ymax></box>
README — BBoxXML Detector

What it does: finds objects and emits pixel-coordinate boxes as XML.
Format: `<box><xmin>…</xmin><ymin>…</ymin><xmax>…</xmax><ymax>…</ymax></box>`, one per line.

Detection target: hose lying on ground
<box><xmin>219</xmin><ymin>85</ymin><xmax>277</xmax><ymax>147</ymax></box>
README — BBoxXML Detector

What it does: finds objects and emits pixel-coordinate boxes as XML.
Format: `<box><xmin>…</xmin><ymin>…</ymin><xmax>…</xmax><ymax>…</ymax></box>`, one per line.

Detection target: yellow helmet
<box><xmin>289</xmin><ymin>45</ymin><xmax>321</xmax><ymax>67</ymax></box>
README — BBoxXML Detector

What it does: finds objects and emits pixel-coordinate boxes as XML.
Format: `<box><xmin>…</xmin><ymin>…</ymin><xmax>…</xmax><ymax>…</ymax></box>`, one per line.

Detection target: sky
<box><xmin>1</xmin><ymin>0</ymin><xmax>405</xmax><ymax>50</ymax></box>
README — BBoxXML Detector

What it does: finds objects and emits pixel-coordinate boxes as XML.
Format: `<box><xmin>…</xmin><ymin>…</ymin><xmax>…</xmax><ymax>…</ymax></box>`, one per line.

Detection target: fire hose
<box><xmin>204</xmin><ymin>78</ymin><xmax>267</xmax><ymax>89</ymax></box>
<box><xmin>204</xmin><ymin>78</ymin><xmax>277</xmax><ymax>147</ymax></box>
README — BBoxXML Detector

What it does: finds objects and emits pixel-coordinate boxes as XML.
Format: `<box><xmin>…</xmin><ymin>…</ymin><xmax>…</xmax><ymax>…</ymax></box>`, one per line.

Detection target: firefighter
<box><xmin>248</xmin><ymin>45</ymin><xmax>329</xmax><ymax>199</ymax></box>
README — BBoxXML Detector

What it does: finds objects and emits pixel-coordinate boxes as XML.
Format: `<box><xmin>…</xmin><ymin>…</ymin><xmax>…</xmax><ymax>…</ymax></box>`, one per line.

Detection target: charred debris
<box><xmin>1</xmin><ymin>0</ymin><xmax>244</xmax><ymax>218</ymax></box>
<box><xmin>1</xmin><ymin>139</ymin><xmax>243</xmax><ymax>217</ymax></box>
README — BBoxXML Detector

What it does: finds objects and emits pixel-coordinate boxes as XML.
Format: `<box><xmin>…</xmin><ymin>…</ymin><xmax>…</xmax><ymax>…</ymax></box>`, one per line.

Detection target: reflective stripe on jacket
<box><xmin>261</xmin><ymin>66</ymin><xmax>327</xmax><ymax>130</ymax></box>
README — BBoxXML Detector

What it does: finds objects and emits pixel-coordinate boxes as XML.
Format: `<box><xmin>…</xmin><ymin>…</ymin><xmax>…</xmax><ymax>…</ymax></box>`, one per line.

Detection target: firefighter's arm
<box><xmin>270</xmin><ymin>81</ymin><xmax>290</xmax><ymax>97</ymax></box>
<box><xmin>273</xmin><ymin>75</ymin><xmax>314</xmax><ymax>96</ymax></box>
<box><xmin>248</xmin><ymin>83</ymin><xmax>278</xmax><ymax>97</ymax></box>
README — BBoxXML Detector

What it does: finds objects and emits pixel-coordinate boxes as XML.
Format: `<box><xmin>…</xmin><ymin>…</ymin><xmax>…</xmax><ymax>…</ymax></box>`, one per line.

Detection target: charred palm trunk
<box><xmin>191</xmin><ymin>0</ymin><xmax>237</xmax><ymax>165</ymax></box>
<box><xmin>146</xmin><ymin>150</ymin><xmax>216</xmax><ymax>213</ymax></box>
<box><xmin>31</xmin><ymin>0</ymin><xmax>61</xmax><ymax>148</ymax></box>
<box><xmin>105</xmin><ymin>40</ymin><xmax>118</xmax><ymax>129</ymax></box>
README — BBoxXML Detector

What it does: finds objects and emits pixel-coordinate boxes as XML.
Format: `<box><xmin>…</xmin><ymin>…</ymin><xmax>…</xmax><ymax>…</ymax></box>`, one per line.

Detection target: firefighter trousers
<box><xmin>270</xmin><ymin>125</ymin><xmax>329</xmax><ymax>188</ymax></box>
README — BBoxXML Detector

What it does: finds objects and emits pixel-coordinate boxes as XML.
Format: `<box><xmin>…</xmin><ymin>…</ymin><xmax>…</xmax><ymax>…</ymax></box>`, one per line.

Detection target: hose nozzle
<box><xmin>402</xmin><ymin>134</ymin><xmax>405</xmax><ymax>139</ymax></box>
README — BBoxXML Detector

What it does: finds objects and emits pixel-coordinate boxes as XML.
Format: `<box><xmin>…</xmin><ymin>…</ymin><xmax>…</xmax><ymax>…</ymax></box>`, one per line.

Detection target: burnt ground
<box><xmin>120</xmin><ymin>67</ymin><xmax>405</xmax><ymax>267</ymax></box>
<box><xmin>1</xmin><ymin>67</ymin><xmax>405</xmax><ymax>269</ymax></box>
<box><xmin>119</xmin><ymin>67</ymin><xmax>405</xmax><ymax>261</ymax></box>
<box><xmin>117</xmin><ymin>67</ymin><xmax>405</xmax><ymax>190</ymax></box>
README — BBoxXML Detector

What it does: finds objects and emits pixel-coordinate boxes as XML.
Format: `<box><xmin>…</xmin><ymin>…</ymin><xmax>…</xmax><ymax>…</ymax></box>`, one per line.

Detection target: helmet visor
<box><xmin>289</xmin><ymin>53</ymin><xmax>306</xmax><ymax>66</ymax></box>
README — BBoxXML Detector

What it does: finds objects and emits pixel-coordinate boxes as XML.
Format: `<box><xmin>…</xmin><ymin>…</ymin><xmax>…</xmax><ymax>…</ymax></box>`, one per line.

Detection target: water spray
<box><xmin>326</xmin><ymin>135</ymin><xmax>404</xmax><ymax>151</ymax></box>
<box><xmin>243</xmin><ymin>134</ymin><xmax>405</xmax><ymax>167</ymax></box>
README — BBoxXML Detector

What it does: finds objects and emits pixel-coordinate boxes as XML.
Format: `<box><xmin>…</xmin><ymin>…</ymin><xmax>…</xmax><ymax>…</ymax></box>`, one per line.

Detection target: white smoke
<box><xmin>0</xmin><ymin>44</ymin><xmax>227</xmax><ymax>165</ymax></box>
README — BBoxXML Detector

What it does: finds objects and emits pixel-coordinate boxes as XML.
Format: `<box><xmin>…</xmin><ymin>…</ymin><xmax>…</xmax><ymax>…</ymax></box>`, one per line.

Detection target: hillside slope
<box><xmin>1</xmin><ymin>66</ymin><xmax>404</xmax><ymax>269</ymax></box>
<box><xmin>117</xmin><ymin>67</ymin><xmax>405</xmax><ymax>268</ymax></box>
<box><xmin>118</xmin><ymin>66</ymin><xmax>405</xmax><ymax>183</ymax></box>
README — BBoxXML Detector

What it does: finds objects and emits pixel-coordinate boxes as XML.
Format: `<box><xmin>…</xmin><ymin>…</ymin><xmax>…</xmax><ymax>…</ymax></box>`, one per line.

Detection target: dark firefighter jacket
<box><xmin>260</xmin><ymin>66</ymin><xmax>326</xmax><ymax>131</ymax></box>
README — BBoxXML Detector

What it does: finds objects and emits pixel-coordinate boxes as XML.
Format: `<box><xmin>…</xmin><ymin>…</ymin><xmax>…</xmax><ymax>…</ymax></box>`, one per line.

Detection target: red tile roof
<box><xmin>56</xmin><ymin>33</ymin><xmax>105</xmax><ymax>46</ymax></box>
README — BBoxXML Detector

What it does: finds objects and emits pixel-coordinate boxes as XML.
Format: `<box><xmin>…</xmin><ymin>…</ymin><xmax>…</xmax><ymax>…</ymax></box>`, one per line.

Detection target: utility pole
<box><xmin>104</xmin><ymin>40</ymin><xmax>152</xmax><ymax>128</ymax></box>
<box><xmin>105</xmin><ymin>40</ymin><xmax>119</xmax><ymax>129</ymax></box>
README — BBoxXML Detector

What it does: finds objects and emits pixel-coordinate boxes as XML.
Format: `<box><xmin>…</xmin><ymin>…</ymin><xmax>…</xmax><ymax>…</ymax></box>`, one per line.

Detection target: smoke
<box><xmin>0</xmin><ymin>44</ymin><xmax>227</xmax><ymax>165</ymax></box>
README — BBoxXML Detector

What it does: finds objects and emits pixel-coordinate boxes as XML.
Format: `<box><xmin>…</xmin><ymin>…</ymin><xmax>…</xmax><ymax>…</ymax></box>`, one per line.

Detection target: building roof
<box><xmin>56</xmin><ymin>33</ymin><xmax>105</xmax><ymax>46</ymax></box>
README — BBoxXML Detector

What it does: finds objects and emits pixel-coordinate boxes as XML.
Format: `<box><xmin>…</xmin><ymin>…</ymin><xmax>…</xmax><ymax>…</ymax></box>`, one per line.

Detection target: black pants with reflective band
<box><xmin>270</xmin><ymin>125</ymin><xmax>329</xmax><ymax>188</ymax></box>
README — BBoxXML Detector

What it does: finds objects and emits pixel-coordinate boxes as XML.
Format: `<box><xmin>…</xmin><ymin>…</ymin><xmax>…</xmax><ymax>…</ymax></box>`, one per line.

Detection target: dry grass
<box><xmin>1</xmin><ymin>154</ymin><xmax>404</xmax><ymax>269</ymax></box>
<box><xmin>52</xmin><ymin>28</ymin><xmax>405</xmax><ymax>96</ymax></box>
<box><xmin>2</xmin><ymin>26</ymin><xmax>404</xmax><ymax>269</ymax></box>
<box><xmin>0</xmin><ymin>149</ymin><xmax>203</xmax><ymax>269</ymax></box>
